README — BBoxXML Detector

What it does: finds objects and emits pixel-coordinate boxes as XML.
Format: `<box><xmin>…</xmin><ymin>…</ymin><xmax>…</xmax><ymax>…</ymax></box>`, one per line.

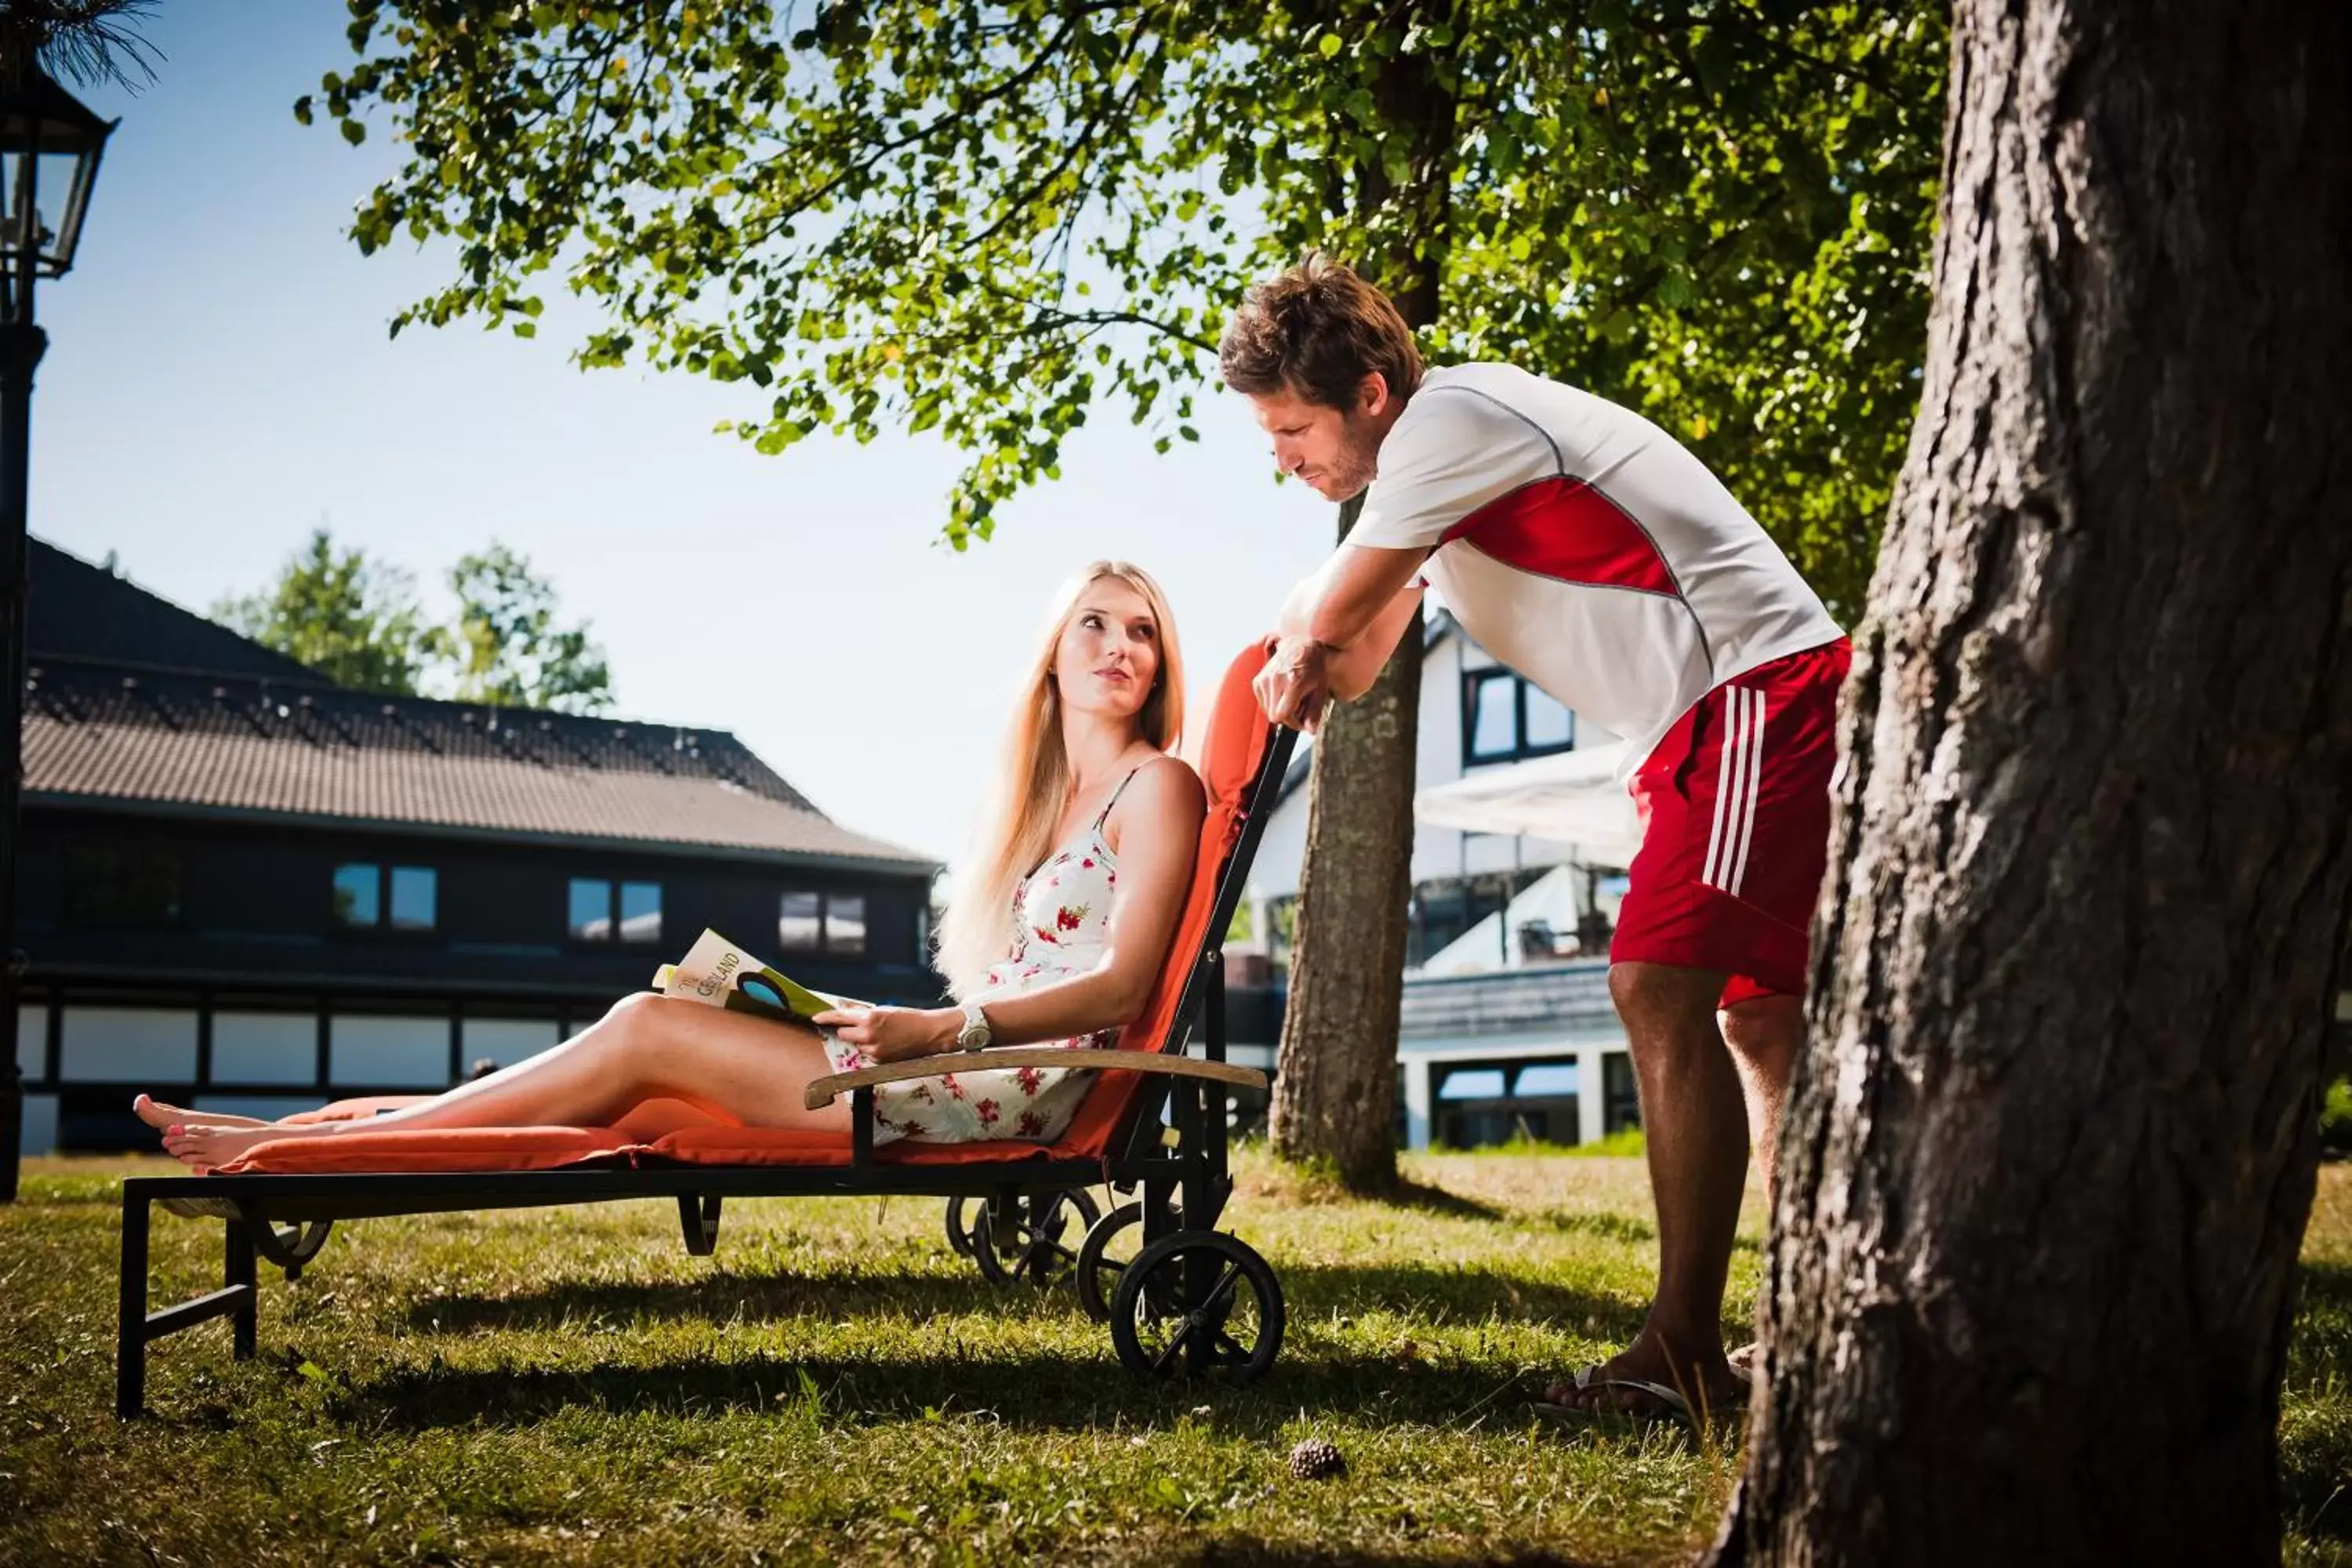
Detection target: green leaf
<box><xmin>314</xmin><ymin>0</ymin><xmax>1940</xmax><ymax>615</ymax></box>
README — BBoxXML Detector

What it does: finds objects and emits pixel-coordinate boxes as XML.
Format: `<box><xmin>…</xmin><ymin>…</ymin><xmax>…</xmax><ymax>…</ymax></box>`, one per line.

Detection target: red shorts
<box><xmin>1610</xmin><ymin>638</ymin><xmax>1852</xmax><ymax>1007</ymax></box>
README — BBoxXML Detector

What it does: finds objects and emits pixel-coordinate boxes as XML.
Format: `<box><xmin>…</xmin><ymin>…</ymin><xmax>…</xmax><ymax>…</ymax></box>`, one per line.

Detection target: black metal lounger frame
<box><xmin>115</xmin><ymin>724</ymin><xmax>1299</xmax><ymax>1417</ymax></box>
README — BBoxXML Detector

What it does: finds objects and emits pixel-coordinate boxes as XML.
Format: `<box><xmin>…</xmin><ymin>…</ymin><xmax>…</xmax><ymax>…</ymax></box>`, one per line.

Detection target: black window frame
<box><xmin>331</xmin><ymin>861</ymin><xmax>439</xmax><ymax>935</ymax></box>
<box><xmin>566</xmin><ymin>877</ymin><xmax>664</xmax><ymax>946</ymax></box>
<box><xmin>1461</xmin><ymin>668</ymin><xmax>1577</xmax><ymax>767</ymax></box>
<box><xmin>778</xmin><ymin>890</ymin><xmax>870</xmax><ymax>958</ymax></box>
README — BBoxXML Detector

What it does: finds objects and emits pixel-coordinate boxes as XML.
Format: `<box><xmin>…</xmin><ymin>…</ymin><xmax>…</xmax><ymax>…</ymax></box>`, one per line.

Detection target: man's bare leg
<box><xmin>1720</xmin><ymin>993</ymin><xmax>1802</xmax><ymax>1197</ymax></box>
<box><xmin>1717</xmin><ymin>992</ymin><xmax>1804</xmax><ymax>1380</ymax></box>
<box><xmin>1548</xmin><ymin>960</ymin><xmax>1748</xmax><ymax>1414</ymax></box>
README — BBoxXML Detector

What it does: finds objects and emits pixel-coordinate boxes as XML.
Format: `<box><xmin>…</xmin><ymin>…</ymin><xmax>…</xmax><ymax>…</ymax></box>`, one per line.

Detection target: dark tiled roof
<box><xmin>27</xmin><ymin>658</ymin><xmax>935</xmax><ymax>868</ymax></box>
<box><xmin>29</xmin><ymin>536</ymin><xmax>328</xmax><ymax>682</ymax></box>
<box><xmin>20</xmin><ymin>539</ymin><xmax>931</xmax><ymax>869</ymax></box>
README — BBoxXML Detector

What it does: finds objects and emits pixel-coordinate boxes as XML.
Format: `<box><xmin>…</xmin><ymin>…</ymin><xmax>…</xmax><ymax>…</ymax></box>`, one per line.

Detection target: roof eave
<box><xmin>26</xmin><ymin>791</ymin><xmax>942</xmax><ymax>877</ymax></box>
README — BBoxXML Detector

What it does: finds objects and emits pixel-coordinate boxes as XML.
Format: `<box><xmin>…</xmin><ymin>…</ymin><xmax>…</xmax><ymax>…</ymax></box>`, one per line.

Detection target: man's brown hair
<box><xmin>1219</xmin><ymin>256</ymin><xmax>1424</xmax><ymax>410</ymax></box>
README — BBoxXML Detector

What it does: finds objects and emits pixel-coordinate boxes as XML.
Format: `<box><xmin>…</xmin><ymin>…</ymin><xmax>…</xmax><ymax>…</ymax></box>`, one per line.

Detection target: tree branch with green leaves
<box><xmin>307</xmin><ymin>1</ymin><xmax>1940</xmax><ymax>613</ymax></box>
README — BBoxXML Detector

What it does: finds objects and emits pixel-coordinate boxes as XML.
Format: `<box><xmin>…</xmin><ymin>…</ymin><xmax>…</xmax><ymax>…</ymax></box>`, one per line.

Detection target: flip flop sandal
<box><xmin>1531</xmin><ymin>1364</ymin><xmax>1744</xmax><ymax>1427</ymax></box>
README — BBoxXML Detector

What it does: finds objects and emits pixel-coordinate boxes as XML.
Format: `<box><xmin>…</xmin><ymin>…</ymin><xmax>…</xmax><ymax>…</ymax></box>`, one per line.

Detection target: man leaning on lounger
<box><xmin>1221</xmin><ymin>256</ymin><xmax>1851</xmax><ymax>1422</ymax></box>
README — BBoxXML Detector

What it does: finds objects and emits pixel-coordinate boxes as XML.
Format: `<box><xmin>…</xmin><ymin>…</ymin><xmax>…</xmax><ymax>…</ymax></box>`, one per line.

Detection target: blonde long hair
<box><xmin>935</xmin><ymin>561</ymin><xmax>1187</xmax><ymax>999</ymax></box>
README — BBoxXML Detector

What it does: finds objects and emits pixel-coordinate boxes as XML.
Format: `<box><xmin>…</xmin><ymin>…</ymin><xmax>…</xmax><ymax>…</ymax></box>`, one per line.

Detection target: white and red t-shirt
<box><xmin>1348</xmin><ymin>362</ymin><xmax>1843</xmax><ymax>773</ymax></box>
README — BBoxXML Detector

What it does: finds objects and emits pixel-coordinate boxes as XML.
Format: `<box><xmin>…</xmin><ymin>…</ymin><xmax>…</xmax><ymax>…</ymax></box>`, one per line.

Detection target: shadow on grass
<box><xmin>2297</xmin><ymin>1259</ymin><xmax>2352</xmax><ymax>1316</ymax></box>
<box><xmin>318</xmin><ymin>1343</ymin><xmax>1570</xmax><ymax>1436</ymax></box>
<box><xmin>2285</xmin><ymin>1261</ymin><xmax>2352</xmax><ymax>1543</ymax></box>
<box><xmin>1178</xmin><ymin>1546</ymin><xmax>1600</xmax><ymax>1568</ymax></box>
<box><xmin>1376</xmin><ymin>1178</ymin><xmax>1509</xmax><ymax>1223</ymax></box>
<box><xmin>1538</xmin><ymin>1210</ymin><xmax>1657</xmax><ymax>1246</ymax></box>
<box><xmin>401</xmin><ymin>1260</ymin><xmax>1645</xmax><ymax>1341</ymax></box>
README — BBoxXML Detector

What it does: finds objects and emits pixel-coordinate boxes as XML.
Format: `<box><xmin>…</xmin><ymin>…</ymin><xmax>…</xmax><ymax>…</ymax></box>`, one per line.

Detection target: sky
<box><xmin>33</xmin><ymin>5</ymin><xmax>1334</xmax><ymax>870</ymax></box>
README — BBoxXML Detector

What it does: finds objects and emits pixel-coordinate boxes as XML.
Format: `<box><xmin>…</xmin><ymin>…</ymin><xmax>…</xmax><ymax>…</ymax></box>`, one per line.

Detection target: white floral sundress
<box><xmin>822</xmin><ymin>772</ymin><xmax>1138</xmax><ymax>1145</ymax></box>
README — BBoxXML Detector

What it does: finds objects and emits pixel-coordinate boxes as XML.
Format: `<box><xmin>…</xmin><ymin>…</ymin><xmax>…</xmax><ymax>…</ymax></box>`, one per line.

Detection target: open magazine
<box><xmin>653</xmin><ymin>928</ymin><xmax>858</xmax><ymax>1025</ymax></box>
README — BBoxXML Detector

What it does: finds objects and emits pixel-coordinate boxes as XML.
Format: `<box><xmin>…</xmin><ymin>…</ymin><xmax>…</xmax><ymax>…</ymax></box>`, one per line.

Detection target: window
<box><xmin>569</xmin><ymin>878</ymin><xmax>662</xmax><ymax>943</ymax></box>
<box><xmin>826</xmin><ymin>896</ymin><xmax>866</xmax><ymax>956</ymax></box>
<box><xmin>333</xmin><ymin>864</ymin><xmax>379</xmax><ymax>927</ymax></box>
<box><xmin>779</xmin><ymin>892</ymin><xmax>822</xmax><ymax>951</ymax></box>
<box><xmin>779</xmin><ymin>891</ymin><xmax>868</xmax><ymax>956</ymax></box>
<box><xmin>1524</xmin><ymin>687</ymin><xmax>1573</xmax><ymax>750</ymax></box>
<box><xmin>619</xmin><ymin>881</ymin><xmax>662</xmax><ymax>943</ymax></box>
<box><xmin>389</xmin><ymin>867</ymin><xmax>437</xmax><ymax>930</ymax></box>
<box><xmin>568</xmin><ymin>879</ymin><xmax>611</xmax><ymax>941</ymax></box>
<box><xmin>334</xmin><ymin>863</ymin><xmax>436</xmax><ymax>931</ymax></box>
<box><xmin>1461</xmin><ymin>669</ymin><xmax>1576</xmax><ymax>765</ymax></box>
<box><xmin>1468</xmin><ymin>673</ymin><xmax>1517</xmax><ymax>759</ymax></box>
<box><xmin>64</xmin><ymin>843</ymin><xmax>185</xmax><ymax>929</ymax></box>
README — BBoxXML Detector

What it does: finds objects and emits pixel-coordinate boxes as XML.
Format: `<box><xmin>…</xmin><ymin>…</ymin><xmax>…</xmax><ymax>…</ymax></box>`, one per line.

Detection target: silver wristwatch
<box><xmin>955</xmin><ymin>1001</ymin><xmax>992</xmax><ymax>1051</ymax></box>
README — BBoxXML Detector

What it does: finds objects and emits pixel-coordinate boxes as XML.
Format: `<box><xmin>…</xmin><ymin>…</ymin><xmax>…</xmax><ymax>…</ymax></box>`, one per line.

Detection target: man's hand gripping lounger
<box><xmin>1255</xmin><ymin>539</ymin><xmax>1430</xmax><ymax>731</ymax></box>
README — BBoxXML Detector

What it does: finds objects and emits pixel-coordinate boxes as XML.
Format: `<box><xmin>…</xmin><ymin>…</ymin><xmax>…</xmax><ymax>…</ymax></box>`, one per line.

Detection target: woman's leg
<box><xmin>163</xmin><ymin>993</ymin><xmax>852</xmax><ymax>1171</ymax></box>
<box><xmin>136</xmin><ymin>1095</ymin><xmax>270</xmax><ymax>1131</ymax></box>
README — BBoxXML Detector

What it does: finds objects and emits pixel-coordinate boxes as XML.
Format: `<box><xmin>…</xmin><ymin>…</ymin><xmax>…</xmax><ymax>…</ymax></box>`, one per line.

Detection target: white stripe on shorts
<box><xmin>1700</xmin><ymin>687</ymin><xmax>1751</xmax><ymax>891</ymax></box>
<box><xmin>1727</xmin><ymin>688</ymin><xmax>1767</xmax><ymax>896</ymax></box>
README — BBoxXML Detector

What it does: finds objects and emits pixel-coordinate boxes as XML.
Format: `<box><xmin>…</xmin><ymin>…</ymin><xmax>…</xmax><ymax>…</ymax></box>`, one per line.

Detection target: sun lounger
<box><xmin>114</xmin><ymin>641</ymin><xmax>1298</xmax><ymax>1417</ymax></box>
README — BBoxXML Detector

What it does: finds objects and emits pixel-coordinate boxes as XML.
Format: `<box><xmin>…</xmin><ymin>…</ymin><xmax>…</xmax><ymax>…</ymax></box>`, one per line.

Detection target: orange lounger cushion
<box><xmin>215</xmin><ymin>1125</ymin><xmax>637</xmax><ymax>1175</ymax></box>
<box><xmin>206</xmin><ymin>1123</ymin><xmax>1088</xmax><ymax>1175</ymax></box>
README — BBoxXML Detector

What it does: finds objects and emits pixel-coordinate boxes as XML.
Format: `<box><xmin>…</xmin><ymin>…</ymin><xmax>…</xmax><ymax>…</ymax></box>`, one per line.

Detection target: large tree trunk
<box><xmin>1272</xmin><ymin>497</ymin><xmax>1424</xmax><ymax>1187</ymax></box>
<box><xmin>1716</xmin><ymin>2</ymin><xmax>2352</xmax><ymax>1562</ymax></box>
<box><xmin>1269</xmin><ymin>3</ymin><xmax>1453</xmax><ymax>1191</ymax></box>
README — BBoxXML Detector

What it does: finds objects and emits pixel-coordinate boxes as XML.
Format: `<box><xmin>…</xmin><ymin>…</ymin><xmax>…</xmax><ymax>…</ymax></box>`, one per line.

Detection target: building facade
<box><xmin>16</xmin><ymin>540</ymin><xmax>940</xmax><ymax>1153</ymax></box>
<box><xmin>1243</xmin><ymin>612</ymin><xmax>1627</xmax><ymax>972</ymax></box>
<box><xmin>1233</xmin><ymin>612</ymin><xmax>1637</xmax><ymax>1150</ymax></box>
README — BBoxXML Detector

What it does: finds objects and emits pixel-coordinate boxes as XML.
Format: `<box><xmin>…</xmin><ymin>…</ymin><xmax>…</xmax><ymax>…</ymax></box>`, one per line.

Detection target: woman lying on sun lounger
<box><xmin>137</xmin><ymin>561</ymin><xmax>1208</xmax><ymax>1174</ymax></box>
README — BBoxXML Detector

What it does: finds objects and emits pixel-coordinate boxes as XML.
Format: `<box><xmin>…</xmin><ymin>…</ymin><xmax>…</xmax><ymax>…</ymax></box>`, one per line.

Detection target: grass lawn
<box><xmin>5</xmin><ymin>1149</ymin><xmax>2350</xmax><ymax>1566</ymax></box>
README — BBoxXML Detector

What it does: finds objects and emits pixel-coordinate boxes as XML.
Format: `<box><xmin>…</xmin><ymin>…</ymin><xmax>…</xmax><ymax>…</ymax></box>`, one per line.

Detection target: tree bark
<box><xmin>1269</xmin><ymin>2</ymin><xmax>1454</xmax><ymax>1191</ymax></box>
<box><xmin>1716</xmin><ymin>2</ymin><xmax>2352</xmax><ymax>1563</ymax></box>
<box><xmin>1272</xmin><ymin>496</ymin><xmax>1424</xmax><ymax>1188</ymax></box>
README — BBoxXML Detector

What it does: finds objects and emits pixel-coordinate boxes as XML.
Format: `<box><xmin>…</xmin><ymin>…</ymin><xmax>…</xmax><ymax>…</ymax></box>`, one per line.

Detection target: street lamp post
<box><xmin>0</xmin><ymin>61</ymin><xmax>111</xmax><ymax>1203</ymax></box>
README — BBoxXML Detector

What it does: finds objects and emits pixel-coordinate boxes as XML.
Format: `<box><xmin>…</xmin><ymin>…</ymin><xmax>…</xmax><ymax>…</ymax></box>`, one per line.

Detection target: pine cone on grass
<box><xmin>1288</xmin><ymin>1438</ymin><xmax>1348</xmax><ymax>1481</ymax></box>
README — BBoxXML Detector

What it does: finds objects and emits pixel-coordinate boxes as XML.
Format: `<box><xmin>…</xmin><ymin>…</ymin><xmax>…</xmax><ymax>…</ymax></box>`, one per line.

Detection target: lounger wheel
<box><xmin>942</xmin><ymin>1196</ymin><xmax>983</xmax><ymax>1258</ymax></box>
<box><xmin>971</xmin><ymin>1189</ymin><xmax>1100</xmax><ymax>1287</ymax></box>
<box><xmin>1073</xmin><ymin>1200</ymin><xmax>1185</xmax><ymax>1323</ymax></box>
<box><xmin>1108</xmin><ymin>1229</ymin><xmax>1284</xmax><ymax>1385</ymax></box>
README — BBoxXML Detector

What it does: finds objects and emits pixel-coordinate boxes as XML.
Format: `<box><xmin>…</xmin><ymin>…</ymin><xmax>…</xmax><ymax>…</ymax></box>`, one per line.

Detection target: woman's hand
<box><xmin>810</xmin><ymin>1004</ymin><xmax>959</xmax><ymax>1063</ymax></box>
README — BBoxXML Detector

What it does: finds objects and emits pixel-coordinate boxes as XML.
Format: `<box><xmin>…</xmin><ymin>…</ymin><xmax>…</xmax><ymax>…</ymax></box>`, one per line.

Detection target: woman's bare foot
<box><xmin>134</xmin><ymin>1094</ymin><xmax>269</xmax><ymax>1133</ymax></box>
<box><xmin>162</xmin><ymin>1120</ymin><xmax>324</xmax><ymax>1174</ymax></box>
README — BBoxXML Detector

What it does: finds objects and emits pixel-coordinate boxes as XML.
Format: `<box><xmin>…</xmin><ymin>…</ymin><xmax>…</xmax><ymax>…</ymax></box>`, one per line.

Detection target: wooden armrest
<box><xmin>804</xmin><ymin>1048</ymin><xmax>1268</xmax><ymax>1110</ymax></box>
